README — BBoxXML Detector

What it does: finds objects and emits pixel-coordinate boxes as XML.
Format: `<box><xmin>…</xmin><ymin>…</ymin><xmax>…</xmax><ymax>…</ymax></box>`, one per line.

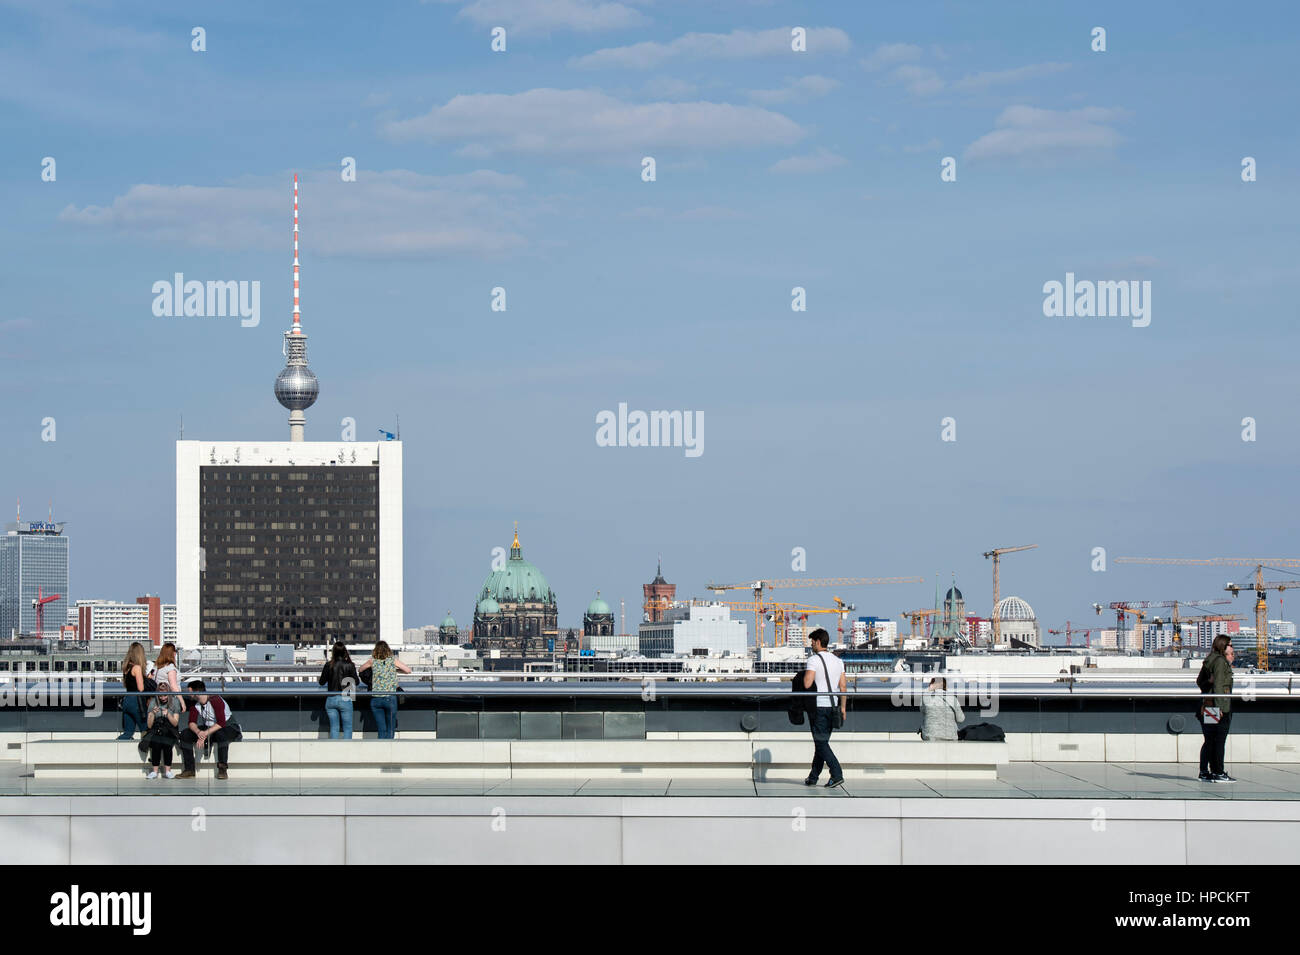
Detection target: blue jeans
<box><xmin>808</xmin><ymin>707</ymin><xmax>843</xmax><ymax>782</ymax></box>
<box><xmin>325</xmin><ymin>695</ymin><xmax>354</xmax><ymax>739</ymax></box>
<box><xmin>370</xmin><ymin>695</ymin><xmax>397</xmax><ymax>739</ymax></box>
<box><xmin>118</xmin><ymin>694</ymin><xmax>144</xmax><ymax>740</ymax></box>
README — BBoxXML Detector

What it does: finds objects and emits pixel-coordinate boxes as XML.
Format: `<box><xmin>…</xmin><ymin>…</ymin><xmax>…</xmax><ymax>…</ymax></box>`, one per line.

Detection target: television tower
<box><xmin>274</xmin><ymin>173</ymin><xmax>319</xmax><ymax>441</ymax></box>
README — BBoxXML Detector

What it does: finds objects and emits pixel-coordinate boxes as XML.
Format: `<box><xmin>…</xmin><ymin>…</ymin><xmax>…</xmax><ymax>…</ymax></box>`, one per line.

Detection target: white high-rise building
<box><xmin>176</xmin><ymin>440</ymin><xmax>403</xmax><ymax>650</ymax></box>
<box><xmin>637</xmin><ymin>601</ymin><xmax>748</xmax><ymax>657</ymax></box>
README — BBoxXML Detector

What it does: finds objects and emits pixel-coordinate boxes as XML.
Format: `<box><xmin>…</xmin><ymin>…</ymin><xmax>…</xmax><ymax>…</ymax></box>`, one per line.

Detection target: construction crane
<box><xmin>1047</xmin><ymin>621</ymin><xmax>1104</xmax><ymax>647</ymax></box>
<box><xmin>830</xmin><ymin>596</ymin><xmax>857</xmax><ymax>644</ymax></box>
<box><xmin>900</xmin><ymin>608</ymin><xmax>938</xmax><ymax>641</ymax></box>
<box><xmin>1150</xmin><ymin>613</ymin><xmax>1242</xmax><ymax>652</ymax></box>
<box><xmin>1116</xmin><ymin>558</ymin><xmax>1300</xmax><ymax>670</ymax></box>
<box><xmin>982</xmin><ymin>545</ymin><xmax>1037</xmax><ymax>646</ymax></box>
<box><xmin>707</xmin><ymin>576</ymin><xmax>923</xmax><ymax>648</ymax></box>
<box><xmin>32</xmin><ymin>586</ymin><xmax>61</xmax><ymax>637</ymax></box>
<box><xmin>719</xmin><ymin>600</ymin><xmax>844</xmax><ymax>648</ymax></box>
<box><xmin>1091</xmin><ymin>599</ymin><xmax>1232</xmax><ymax>652</ymax></box>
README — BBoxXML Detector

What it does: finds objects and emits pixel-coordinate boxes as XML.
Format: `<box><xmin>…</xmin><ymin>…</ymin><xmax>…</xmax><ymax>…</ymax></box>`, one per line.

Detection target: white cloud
<box><xmin>861</xmin><ymin>43</ymin><xmax>922</xmax><ymax>71</ymax></box>
<box><xmin>624</xmin><ymin>205</ymin><xmax>744</xmax><ymax>221</ymax></box>
<box><xmin>888</xmin><ymin>64</ymin><xmax>944</xmax><ymax>96</ymax></box>
<box><xmin>383</xmin><ymin>88</ymin><xmax>804</xmax><ymax>155</ymax></box>
<box><xmin>58</xmin><ymin>170</ymin><xmax>532</xmax><ymax>258</ymax></box>
<box><xmin>965</xmin><ymin>106</ymin><xmax>1132</xmax><ymax>161</ymax></box>
<box><xmin>951</xmin><ymin>62</ymin><xmax>1070</xmax><ymax>92</ymax></box>
<box><xmin>571</xmin><ymin>27</ymin><xmax>851</xmax><ymax>70</ymax></box>
<box><xmin>902</xmin><ymin>138</ymin><xmax>942</xmax><ymax>153</ymax></box>
<box><xmin>427</xmin><ymin>0</ymin><xmax>648</xmax><ymax>34</ymax></box>
<box><xmin>640</xmin><ymin>76</ymin><xmax>698</xmax><ymax>99</ymax></box>
<box><xmin>748</xmin><ymin>74</ymin><xmax>840</xmax><ymax>104</ymax></box>
<box><xmin>769</xmin><ymin>148</ymin><xmax>848</xmax><ymax>174</ymax></box>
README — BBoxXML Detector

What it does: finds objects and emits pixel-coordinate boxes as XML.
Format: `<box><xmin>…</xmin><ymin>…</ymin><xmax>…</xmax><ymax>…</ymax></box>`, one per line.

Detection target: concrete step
<box><xmin>24</xmin><ymin>737</ymin><xmax>1010</xmax><ymax>781</ymax></box>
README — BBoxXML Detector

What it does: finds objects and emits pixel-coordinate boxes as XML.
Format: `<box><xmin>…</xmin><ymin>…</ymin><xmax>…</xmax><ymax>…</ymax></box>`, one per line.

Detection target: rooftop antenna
<box><xmin>179</xmin><ymin>414</ymin><xmax>184</xmax><ymax>440</ymax></box>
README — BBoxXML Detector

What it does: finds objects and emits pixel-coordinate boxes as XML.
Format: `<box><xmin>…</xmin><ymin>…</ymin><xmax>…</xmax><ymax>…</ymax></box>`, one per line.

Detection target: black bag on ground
<box><xmin>958</xmin><ymin>722</ymin><xmax>1005</xmax><ymax>742</ymax></box>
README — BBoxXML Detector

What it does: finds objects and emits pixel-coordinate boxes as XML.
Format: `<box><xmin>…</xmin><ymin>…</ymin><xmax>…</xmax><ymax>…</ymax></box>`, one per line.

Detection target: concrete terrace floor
<box><xmin>2</xmin><ymin>761</ymin><xmax>1299</xmax><ymax>800</ymax></box>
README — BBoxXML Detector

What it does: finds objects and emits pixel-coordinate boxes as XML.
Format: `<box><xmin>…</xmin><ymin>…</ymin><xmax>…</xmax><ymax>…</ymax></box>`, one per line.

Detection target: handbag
<box><xmin>815</xmin><ymin>652</ymin><xmax>844</xmax><ymax>729</ymax></box>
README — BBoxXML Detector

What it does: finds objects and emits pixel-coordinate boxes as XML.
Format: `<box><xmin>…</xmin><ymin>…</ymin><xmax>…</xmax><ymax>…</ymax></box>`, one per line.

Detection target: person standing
<box><xmin>358</xmin><ymin>641</ymin><xmax>411</xmax><ymax>740</ymax></box>
<box><xmin>1198</xmin><ymin>636</ymin><xmax>1236</xmax><ymax>783</ymax></box>
<box><xmin>318</xmin><ymin>643</ymin><xmax>359</xmax><ymax>739</ymax></box>
<box><xmin>802</xmin><ymin>629</ymin><xmax>847</xmax><ymax>788</ymax></box>
<box><xmin>920</xmin><ymin>676</ymin><xmax>965</xmax><ymax>741</ymax></box>
<box><xmin>117</xmin><ymin>643</ymin><xmax>147</xmax><ymax>741</ymax></box>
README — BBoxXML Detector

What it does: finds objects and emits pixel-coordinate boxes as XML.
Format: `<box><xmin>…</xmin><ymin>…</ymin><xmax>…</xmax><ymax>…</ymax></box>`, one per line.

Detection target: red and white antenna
<box><xmin>292</xmin><ymin>172</ymin><xmax>301</xmax><ymax>334</ymax></box>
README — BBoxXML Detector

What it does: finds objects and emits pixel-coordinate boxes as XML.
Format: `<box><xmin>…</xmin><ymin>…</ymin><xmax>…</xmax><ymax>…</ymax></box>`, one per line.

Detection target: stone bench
<box><xmin>24</xmin><ymin>738</ymin><xmax>1009</xmax><ymax>780</ymax></box>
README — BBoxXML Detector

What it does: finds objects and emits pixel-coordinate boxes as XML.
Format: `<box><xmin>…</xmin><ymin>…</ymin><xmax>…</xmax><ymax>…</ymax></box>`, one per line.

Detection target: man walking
<box><xmin>803</xmin><ymin>629</ymin><xmax>847</xmax><ymax>788</ymax></box>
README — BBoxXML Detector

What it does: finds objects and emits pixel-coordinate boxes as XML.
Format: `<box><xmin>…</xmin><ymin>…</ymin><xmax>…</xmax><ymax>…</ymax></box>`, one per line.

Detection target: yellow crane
<box><xmin>1116</xmin><ymin>557</ymin><xmax>1300</xmax><ymax>670</ymax></box>
<box><xmin>982</xmin><ymin>544</ymin><xmax>1037</xmax><ymax>646</ymax></box>
<box><xmin>707</xmin><ymin>575</ymin><xmax>923</xmax><ymax>648</ymax></box>
<box><xmin>718</xmin><ymin>600</ymin><xmax>844</xmax><ymax>647</ymax></box>
<box><xmin>900</xmin><ymin>608</ymin><xmax>939</xmax><ymax>641</ymax></box>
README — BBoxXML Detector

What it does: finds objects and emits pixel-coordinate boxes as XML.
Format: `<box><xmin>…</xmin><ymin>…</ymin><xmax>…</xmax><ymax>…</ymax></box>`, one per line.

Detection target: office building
<box><xmin>0</xmin><ymin>518</ymin><xmax>69</xmax><ymax>637</ymax></box>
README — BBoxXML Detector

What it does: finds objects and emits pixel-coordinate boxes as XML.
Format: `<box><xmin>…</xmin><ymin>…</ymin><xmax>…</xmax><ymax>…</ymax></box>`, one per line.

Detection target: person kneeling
<box><xmin>178</xmin><ymin>681</ymin><xmax>242</xmax><ymax>779</ymax></box>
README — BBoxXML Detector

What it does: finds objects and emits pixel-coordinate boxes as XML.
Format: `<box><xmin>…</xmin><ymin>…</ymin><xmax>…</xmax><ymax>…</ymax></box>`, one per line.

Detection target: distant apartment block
<box><xmin>75</xmin><ymin>597</ymin><xmax>176</xmax><ymax>647</ymax></box>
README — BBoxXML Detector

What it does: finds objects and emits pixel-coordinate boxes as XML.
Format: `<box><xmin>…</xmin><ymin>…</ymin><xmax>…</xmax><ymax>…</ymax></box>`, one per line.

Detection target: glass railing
<box><xmin>0</xmin><ymin>672</ymin><xmax>1296</xmax><ymax>798</ymax></box>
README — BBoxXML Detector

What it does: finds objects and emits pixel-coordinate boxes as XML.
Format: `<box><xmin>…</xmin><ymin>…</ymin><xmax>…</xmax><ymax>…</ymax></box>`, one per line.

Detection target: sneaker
<box><xmin>803</xmin><ymin>776</ymin><xmax>818</xmax><ymax>786</ymax></box>
<box><xmin>163</xmin><ymin>770</ymin><xmax>176</xmax><ymax>780</ymax></box>
<box><xmin>825</xmin><ymin>777</ymin><xmax>845</xmax><ymax>788</ymax></box>
<box><xmin>216</xmin><ymin>766</ymin><xmax>229</xmax><ymax>780</ymax></box>
<box><xmin>1211</xmin><ymin>773</ymin><xmax>1236</xmax><ymax>783</ymax></box>
<box><xmin>1198</xmin><ymin>771</ymin><xmax>1214</xmax><ymax>782</ymax></box>
<box><xmin>176</xmin><ymin>769</ymin><xmax>196</xmax><ymax>779</ymax></box>
<box><xmin>146</xmin><ymin>770</ymin><xmax>159</xmax><ymax>780</ymax></box>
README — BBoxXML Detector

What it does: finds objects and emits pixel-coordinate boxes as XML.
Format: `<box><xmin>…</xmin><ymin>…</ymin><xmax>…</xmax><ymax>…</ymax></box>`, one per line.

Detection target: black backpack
<box><xmin>958</xmin><ymin>722</ymin><xmax>1005</xmax><ymax>742</ymax></box>
<box><xmin>1196</xmin><ymin>659</ymin><xmax>1215</xmax><ymax>695</ymax></box>
<box><xmin>788</xmin><ymin>671</ymin><xmax>811</xmax><ymax>725</ymax></box>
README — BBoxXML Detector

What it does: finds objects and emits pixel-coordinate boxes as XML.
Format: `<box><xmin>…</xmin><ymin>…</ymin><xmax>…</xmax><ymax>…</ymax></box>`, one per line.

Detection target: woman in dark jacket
<box><xmin>318</xmin><ymin>643</ymin><xmax>359</xmax><ymax>739</ymax></box>
<box><xmin>1198</xmin><ymin>635</ymin><xmax>1236</xmax><ymax>782</ymax></box>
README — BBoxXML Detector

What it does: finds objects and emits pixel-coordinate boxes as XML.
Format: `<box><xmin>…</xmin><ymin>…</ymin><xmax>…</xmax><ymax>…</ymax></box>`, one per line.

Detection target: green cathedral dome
<box><xmin>477</xmin><ymin>528</ymin><xmax>556</xmax><ymax>608</ymax></box>
<box><xmin>586</xmin><ymin>592</ymin><xmax>611</xmax><ymax>616</ymax></box>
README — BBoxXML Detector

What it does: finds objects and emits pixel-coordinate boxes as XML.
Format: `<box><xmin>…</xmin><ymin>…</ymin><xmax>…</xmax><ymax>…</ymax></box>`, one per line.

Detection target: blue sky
<box><xmin>3</xmin><ymin>0</ymin><xmax>1299</xmax><ymax>640</ymax></box>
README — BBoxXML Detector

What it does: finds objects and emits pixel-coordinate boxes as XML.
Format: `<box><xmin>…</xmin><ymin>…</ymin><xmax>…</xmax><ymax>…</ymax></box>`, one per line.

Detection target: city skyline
<box><xmin>3</xmin><ymin>1</ymin><xmax>1298</xmax><ymax>641</ymax></box>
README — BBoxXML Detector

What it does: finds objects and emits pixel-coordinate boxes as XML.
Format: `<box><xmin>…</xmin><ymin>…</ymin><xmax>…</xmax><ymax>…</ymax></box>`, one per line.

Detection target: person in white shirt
<box><xmin>802</xmin><ymin>629</ymin><xmax>847</xmax><ymax>788</ymax></box>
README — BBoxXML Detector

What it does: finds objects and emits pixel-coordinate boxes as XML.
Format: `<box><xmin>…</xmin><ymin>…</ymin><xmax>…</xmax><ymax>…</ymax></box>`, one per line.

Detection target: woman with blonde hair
<box><xmin>117</xmin><ymin>642</ymin><xmax>147</xmax><ymax>740</ymax></box>
<box><xmin>358</xmin><ymin>640</ymin><xmax>411</xmax><ymax>739</ymax></box>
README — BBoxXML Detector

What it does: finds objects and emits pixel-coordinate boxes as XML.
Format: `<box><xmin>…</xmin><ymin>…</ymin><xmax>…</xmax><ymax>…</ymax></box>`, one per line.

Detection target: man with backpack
<box><xmin>802</xmin><ymin>629</ymin><xmax>847</xmax><ymax>789</ymax></box>
<box><xmin>1197</xmin><ymin>636</ymin><xmax>1236</xmax><ymax>783</ymax></box>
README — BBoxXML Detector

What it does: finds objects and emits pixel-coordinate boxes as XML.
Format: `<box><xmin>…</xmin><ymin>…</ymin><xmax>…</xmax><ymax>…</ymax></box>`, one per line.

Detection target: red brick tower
<box><xmin>642</xmin><ymin>557</ymin><xmax>676</xmax><ymax>623</ymax></box>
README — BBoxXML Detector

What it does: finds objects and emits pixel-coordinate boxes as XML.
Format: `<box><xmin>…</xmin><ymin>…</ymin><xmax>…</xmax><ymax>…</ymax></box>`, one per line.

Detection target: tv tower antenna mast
<box><xmin>274</xmin><ymin>173</ymin><xmax>319</xmax><ymax>441</ymax></box>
